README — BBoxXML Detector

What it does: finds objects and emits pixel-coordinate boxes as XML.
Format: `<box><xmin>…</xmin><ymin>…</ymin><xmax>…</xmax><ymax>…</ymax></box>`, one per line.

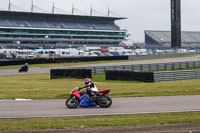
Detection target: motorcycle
<box><xmin>19</xmin><ymin>65</ymin><xmax>28</xmax><ymax>72</ymax></box>
<box><xmin>65</xmin><ymin>87</ymin><xmax>112</xmax><ymax>108</ymax></box>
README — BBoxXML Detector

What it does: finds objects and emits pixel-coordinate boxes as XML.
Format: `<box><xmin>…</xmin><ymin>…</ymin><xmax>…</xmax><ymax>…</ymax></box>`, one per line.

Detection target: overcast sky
<box><xmin>0</xmin><ymin>0</ymin><xmax>200</xmax><ymax>42</ymax></box>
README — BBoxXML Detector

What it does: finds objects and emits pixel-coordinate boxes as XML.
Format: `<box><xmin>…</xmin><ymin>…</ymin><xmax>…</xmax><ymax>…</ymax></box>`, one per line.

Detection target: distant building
<box><xmin>0</xmin><ymin>10</ymin><xmax>127</xmax><ymax>47</ymax></box>
<box><xmin>145</xmin><ymin>30</ymin><xmax>200</xmax><ymax>47</ymax></box>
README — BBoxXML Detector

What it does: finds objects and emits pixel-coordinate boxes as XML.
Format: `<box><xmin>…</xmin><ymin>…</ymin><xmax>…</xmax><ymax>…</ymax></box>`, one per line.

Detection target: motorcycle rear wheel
<box><xmin>65</xmin><ymin>97</ymin><xmax>80</xmax><ymax>108</ymax></box>
<box><xmin>97</xmin><ymin>95</ymin><xmax>112</xmax><ymax>108</ymax></box>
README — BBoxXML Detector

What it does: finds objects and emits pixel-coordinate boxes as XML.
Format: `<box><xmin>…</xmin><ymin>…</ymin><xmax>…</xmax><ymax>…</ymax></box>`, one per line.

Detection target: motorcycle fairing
<box><xmin>70</xmin><ymin>90</ymin><xmax>81</xmax><ymax>98</ymax></box>
<box><xmin>97</xmin><ymin>89</ymin><xmax>110</xmax><ymax>95</ymax></box>
<box><xmin>78</xmin><ymin>94</ymin><xmax>97</xmax><ymax>107</ymax></box>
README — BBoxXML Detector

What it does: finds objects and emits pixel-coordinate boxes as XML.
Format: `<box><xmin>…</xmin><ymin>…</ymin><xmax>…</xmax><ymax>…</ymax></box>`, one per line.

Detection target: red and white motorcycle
<box><xmin>65</xmin><ymin>87</ymin><xmax>112</xmax><ymax>108</ymax></box>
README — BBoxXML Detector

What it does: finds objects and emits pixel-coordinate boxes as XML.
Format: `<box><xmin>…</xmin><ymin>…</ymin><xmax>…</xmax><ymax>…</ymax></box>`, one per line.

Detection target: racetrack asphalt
<box><xmin>0</xmin><ymin>56</ymin><xmax>200</xmax><ymax>75</ymax></box>
<box><xmin>0</xmin><ymin>95</ymin><xmax>200</xmax><ymax>118</ymax></box>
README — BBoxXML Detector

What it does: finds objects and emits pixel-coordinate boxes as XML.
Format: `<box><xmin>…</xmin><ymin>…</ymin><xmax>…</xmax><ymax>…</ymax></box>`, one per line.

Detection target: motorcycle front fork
<box><xmin>71</xmin><ymin>96</ymin><xmax>76</xmax><ymax>100</ymax></box>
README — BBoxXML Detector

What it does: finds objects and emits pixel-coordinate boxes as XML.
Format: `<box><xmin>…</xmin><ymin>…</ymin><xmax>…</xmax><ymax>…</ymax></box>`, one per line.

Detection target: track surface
<box><xmin>0</xmin><ymin>95</ymin><xmax>200</xmax><ymax>118</ymax></box>
<box><xmin>0</xmin><ymin>56</ymin><xmax>200</xmax><ymax>75</ymax></box>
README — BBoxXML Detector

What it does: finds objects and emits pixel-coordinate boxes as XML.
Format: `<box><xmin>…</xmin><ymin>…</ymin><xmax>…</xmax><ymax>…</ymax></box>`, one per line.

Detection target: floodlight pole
<box><xmin>52</xmin><ymin>2</ymin><xmax>54</xmax><ymax>14</ymax></box>
<box><xmin>8</xmin><ymin>0</ymin><xmax>11</xmax><ymax>11</ymax></box>
<box><xmin>31</xmin><ymin>0</ymin><xmax>33</xmax><ymax>12</ymax></box>
<box><xmin>171</xmin><ymin>0</ymin><xmax>181</xmax><ymax>48</ymax></box>
<box><xmin>107</xmin><ymin>6</ymin><xmax>110</xmax><ymax>17</ymax></box>
<box><xmin>72</xmin><ymin>3</ymin><xmax>74</xmax><ymax>15</ymax></box>
<box><xmin>90</xmin><ymin>5</ymin><xmax>92</xmax><ymax>16</ymax></box>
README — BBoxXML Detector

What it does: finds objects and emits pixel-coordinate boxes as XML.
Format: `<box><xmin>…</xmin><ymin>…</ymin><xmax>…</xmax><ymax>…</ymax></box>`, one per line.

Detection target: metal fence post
<box><xmin>123</xmin><ymin>66</ymin><xmax>125</xmax><ymax>71</ymax></box>
<box><xmin>94</xmin><ymin>67</ymin><xmax>96</xmax><ymax>75</ymax></box>
<box><xmin>157</xmin><ymin>64</ymin><xmax>159</xmax><ymax>70</ymax></box>
<box><xmin>186</xmin><ymin>62</ymin><xmax>189</xmax><ymax>69</ymax></box>
<box><xmin>172</xmin><ymin>63</ymin><xmax>175</xmax><ymax>70</ymax></box>
<box><xmin>149</xmin><ymin>64</ymin><xmax>151</xmax><ymax>71</ymax></box>
<box><xmin>180</xmin><ymin>62</ymin><xmax>182</xmax><ymax>69</ymax></box>
<box><xmin>132</xmin><ymin>65</ymin><xmax>134</xmax><ymax>71</ymax></box>
<box><xmin>140</xmin><ymin>65</ymin><xmax>143</xmax><ymax>71</ymax></box>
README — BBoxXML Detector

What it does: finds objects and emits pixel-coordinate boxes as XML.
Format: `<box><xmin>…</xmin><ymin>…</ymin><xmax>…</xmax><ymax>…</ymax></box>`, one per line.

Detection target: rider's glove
<box><xmin>78</xmin><ymin>87</ymin><xmax>83</xmax><ymax>91</ymax></box>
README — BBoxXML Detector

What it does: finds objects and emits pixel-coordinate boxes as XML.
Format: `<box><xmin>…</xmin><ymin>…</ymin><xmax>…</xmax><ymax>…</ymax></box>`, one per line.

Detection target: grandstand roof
<box><xmin>145</xmin><ymin>30</ymin><xmax>200</xmax><ymax>44</ymax></box>
<box><xmin>0</xmin><ymin>10</ymin><xmax>126</xmax><ymax>31</ymax></box>
<box><xmin>0</xmin><ymin>10</ymin><xmax>126</xmax><ymax>22</ymax></box>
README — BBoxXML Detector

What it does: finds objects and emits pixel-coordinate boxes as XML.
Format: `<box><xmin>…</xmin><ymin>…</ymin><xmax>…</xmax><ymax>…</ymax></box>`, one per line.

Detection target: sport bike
<box><xmin>18</xmin><ymin>65</ymin><xmax>28</xmax><ymax>72</ymax></box>
<box><xmin>65</xmin><ymin>87</ymin><xmax>112</xmax><ymax>108</ymax></box>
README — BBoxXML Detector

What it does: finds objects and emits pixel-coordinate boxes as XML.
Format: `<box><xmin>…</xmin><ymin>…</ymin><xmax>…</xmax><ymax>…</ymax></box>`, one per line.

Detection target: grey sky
<box><xmin>0</xmin><ymin>0</ymin><xmax>200</xmax><ymax>42</ymax></box>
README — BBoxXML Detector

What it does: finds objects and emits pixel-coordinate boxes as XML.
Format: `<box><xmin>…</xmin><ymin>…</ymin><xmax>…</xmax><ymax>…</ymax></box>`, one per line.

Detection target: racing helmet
<box><xmin>84</xmin><ymin>78</ymin><xmax>91</xmax><ymax>84</ymax></box>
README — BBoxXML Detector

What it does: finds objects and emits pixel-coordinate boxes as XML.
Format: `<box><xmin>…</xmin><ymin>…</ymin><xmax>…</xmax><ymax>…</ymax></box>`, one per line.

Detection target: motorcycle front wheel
<box><xmin>65</xmin><ymin>97</ymin><xmax>80</xmax><ymax>108</ymax></box>
<box><xmin>97</xmin><ymin>95</ymin><xmax>112</xmax><ymax>108</ymax></box>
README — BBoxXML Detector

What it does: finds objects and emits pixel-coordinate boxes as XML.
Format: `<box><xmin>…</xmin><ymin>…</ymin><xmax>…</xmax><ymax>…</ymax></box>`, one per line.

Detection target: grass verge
<box><xmin>0</xmin><ymin>112</ymin><xmax>200</xmax><ymax>130</ymax></box>
<box><xmin>1</xmin><ymin>73</ymin><xmax>200</xmax><ymax>99</ymax></box>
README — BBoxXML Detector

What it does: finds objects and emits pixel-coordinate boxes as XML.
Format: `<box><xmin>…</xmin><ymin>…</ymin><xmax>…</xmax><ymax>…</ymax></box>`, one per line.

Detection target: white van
<box><xmin>15</xmin><ymin>49</ymin><xmax>36</xmax><ymax>59</ymax></box>
<box><xmin>35</xmin><ymin>49</ymin><xmax>56</xmax><ymax>58</ymax></box>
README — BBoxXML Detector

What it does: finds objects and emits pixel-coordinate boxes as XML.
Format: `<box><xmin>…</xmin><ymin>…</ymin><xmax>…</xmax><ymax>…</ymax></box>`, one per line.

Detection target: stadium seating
<box><xmin>0</xmin><ymin>19</ymin><xmax>9</xmax><ymax>26</ymax></box>
<box><xmin>145</xmin><ymin>30</ymin><xmax>200</xmax><ymax>45</ymax></box>
<box><xmin>0</xmin><ymin>17</ymin><xmax>119</xmax><ymax>30</ymax></box>
<box><xmin>0</xmin><ymin>10</ymin><xmax>125</xmax><ymax>47</ymax></box>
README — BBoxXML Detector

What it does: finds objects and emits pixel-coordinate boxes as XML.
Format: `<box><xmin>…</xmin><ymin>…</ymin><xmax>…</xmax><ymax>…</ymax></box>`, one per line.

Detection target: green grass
<box><xmin>1</xmin><ymin>73</ymin><xmax>200</xmax><ymax>99</ymax></box>
<box><xmin>0</xmin><ymin>112</ymin><xmax>200</xmax><ymax>130</ymax></box>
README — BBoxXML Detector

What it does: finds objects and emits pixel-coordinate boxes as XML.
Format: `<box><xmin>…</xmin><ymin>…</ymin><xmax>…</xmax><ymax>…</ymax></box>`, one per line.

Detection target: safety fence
<box><xmin>154</xmin><ymin>70</ymin><xmax>200</xmax><ymax>82</ymax></box>
<box><xmin>0</xmin><ymin>56</ymin><xmax>128</xmax><ymax>66</ymax></box>
<box><xmin>72</xmin><ymin>61</ymin><xmax>200</xmax><ymax>74</ymax></box>
<box><xmin>128</xmin><ymin>52</ymin><xmax>200</xmax><ymax>60</ymax></box>
<box><xmin>50</xmin><ymin>61</ymin><xmax>200</xmax><ymax>82</ymax></box>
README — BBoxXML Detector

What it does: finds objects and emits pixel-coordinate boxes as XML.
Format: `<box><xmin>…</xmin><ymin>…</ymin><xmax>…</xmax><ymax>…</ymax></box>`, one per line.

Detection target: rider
<box><xmin>79</xmin><ymin>78</ymin><xmax>99</xmax><ymax>101</ymax></box>
<box><xmin>23</xmin><ymin>63</ymin><xmax>29</xmax><ymax>71</ymax></box>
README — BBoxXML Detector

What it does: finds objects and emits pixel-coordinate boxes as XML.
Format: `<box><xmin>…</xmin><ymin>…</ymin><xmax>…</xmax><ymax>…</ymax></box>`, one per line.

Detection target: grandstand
<box><xmin>145</xmin><ymin>30</ymin><xmax>200</xmax><ymax>46</ymax></box>
<box><xmin>0</xmin><ymin>10</ymin><xmax>127</xmax><ymax>47</ymax></box>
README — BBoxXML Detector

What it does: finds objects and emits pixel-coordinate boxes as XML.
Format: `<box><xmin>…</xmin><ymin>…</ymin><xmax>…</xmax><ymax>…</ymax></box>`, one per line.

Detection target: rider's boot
<box><xmin>89</xmin><ymin>91</ymin><xmax>97</xmax><ymax>102</ymax></box>
<box><xmin>90</xmin><ymin>95</ymin><xmax>97</xmax><ymax>102</ymax></box>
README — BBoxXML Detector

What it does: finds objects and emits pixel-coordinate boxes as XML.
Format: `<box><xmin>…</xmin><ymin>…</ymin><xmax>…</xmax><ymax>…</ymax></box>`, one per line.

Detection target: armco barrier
<box><xmin>0</xmin><ymin>56</ymin><xmax>128</xmax><ymax>66</ymax></box>
<box><xmin>50</xmin><ymin>69</ymin><xmax>92</xmax><ymax>79</ymax></box>
<box><xmin>73</xmin><ymin>61</ymin><xmax>200</xmax><ymax>74</ymax></box>
<box><xmin>154</xmin><ymin>69</ymin><xmax>200</xmax><ymax>82</ymax></box>
<box><xmin>128</xmin><ymin>52</ymin><xmax>200</xmax><ymax>60</ymax></box>
<box><xmin>105</xmin><ymin>70</ymin><xmax>154</xmax><ymax>82</ymax></box>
